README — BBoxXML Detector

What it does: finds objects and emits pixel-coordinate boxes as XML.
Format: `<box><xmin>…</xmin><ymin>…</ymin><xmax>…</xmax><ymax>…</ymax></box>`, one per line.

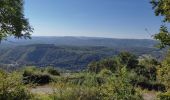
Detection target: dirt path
<box><xmin>30</xmin><ymin>85</ymin><xmax>55</xmax><ymax>94</ymax></box>
<box><xmin>142</xmin><ymin>92</ymin><xmax>156</xmax><ymax>100</ymax></box>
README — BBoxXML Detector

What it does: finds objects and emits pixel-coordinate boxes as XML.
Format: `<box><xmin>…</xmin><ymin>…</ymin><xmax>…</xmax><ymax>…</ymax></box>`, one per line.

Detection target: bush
<box><xmin>136</xmin><ymin>82</ymin><xmax>166</xmax><ymax>91</ymax></box>
<box><xmin>157</xmin><ymin>91</ymin><xmax>170</xmax><ymax>100</ymax></box>
<box><xmin>0</xmin><ymin>70</ymin><xmax>32</xmax><ymax>100</ymax></box>
<box><xmin>99</xmin><ymin>69</ymin><xmax>113</xmax><ymax>77</ymax></box>
<box><xmin>43</xmin><ymin>67</ymin><xmax>143</xmax><ymax>100</ymax></box>
<box><xmin>46</xmin><ymin>67</ymin><xmax>60</xmax><ymax>76</ymax></box>
<box><xmin>87</xmin><ymin>57</ymin><xmax>120</xmax><ymax>73</ymax></box>
<box><xmin>118</xmin><ymin>52</ymin><xmax>139</xmax><ymax>69</ymax></box>
<box><xmin>23</xmin><ymin>67</ymin><xmax>51</xmax><ymax>85</ymax></box>
<box><xmin>99</xmin><ymin>67</ymin><xmax>143</xmax><ymax>100</ymax></box>
<box><xmin>157</xmin><ymin>52</ymin><xmax>170</xmax><ymax>90</ymax></box>
<box><xmin>50</xmin><ymin>87</ymin><xmax>101</xmax><ymax>100</ymax></box>
<box><xmin>137</xmin><ymin>55</ymin><xmax>159</xmax><ymax>81</ymax></box>
<box><xmin>88</xmin><ymin>52</ymin><xmax>139</xmax><ymax>74</ymax></box>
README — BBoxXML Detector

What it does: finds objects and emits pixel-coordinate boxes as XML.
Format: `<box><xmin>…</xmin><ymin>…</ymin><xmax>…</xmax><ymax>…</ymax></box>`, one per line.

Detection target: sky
<box><xmin>24</xmin><ymin>0</ymin><xmax>163</xmax><ymax>39</ymax></box>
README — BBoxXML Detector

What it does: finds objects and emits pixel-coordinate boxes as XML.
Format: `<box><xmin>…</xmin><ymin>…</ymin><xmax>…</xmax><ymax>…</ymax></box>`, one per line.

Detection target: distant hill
<box><xmin>0</xmin><ymin>44</ymin><xmax>118</xmax><ymax>70</ymax></box>
<box><xmin>1</xmin><ymin>36</ymin><xmax>158</xmax><ymax>48</ymax></box>
<box><xmin>0</xmin><ymin>37</ymin><xmax>164</xmax><ymax>70</ymax></box>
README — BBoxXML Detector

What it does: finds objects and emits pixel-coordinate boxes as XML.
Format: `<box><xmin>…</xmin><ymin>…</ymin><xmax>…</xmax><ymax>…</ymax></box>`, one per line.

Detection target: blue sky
<box><xmin>24</xmin><ymin>0</ymin><xmax>162</xmax><ymax>39</ymax></box>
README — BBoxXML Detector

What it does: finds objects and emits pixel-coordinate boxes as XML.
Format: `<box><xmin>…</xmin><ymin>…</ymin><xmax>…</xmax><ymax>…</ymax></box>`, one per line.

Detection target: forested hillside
<box><xmin>0</xmin><ymin>43</ymin><xmax>164</xmax><ymax>70</ymax></box>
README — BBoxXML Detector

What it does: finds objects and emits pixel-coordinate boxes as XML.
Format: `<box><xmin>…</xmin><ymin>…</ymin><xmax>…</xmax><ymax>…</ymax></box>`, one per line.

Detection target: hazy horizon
<box><xmin>8</xmin><ymin>35</ymin><xmax>156</xmax><ymax>40</ymax></box>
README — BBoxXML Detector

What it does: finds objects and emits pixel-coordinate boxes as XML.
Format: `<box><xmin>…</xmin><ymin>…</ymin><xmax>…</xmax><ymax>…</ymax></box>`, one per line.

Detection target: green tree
<box><xmin>151</xmin><ymin>0</ymin><xmax>170</xmax><ymax>91</ymax></box>
<box><xmin>154</xmin><ymin>25</ymin><xmax>170</xmax><ymax>48</ymax></box>
<box><xmin>100</xmin><ymin>67</ymin><xmax>142</xmax><ymax>100</ymax></box>
<box><xmin>150</xmin><ymin>0</ymin><xmax>170</xmax><ymax>48</ymax></box>
<box><xmin>118</xmin><ymin>52</ymin><xmax>138</xmax><ymax>69</ymax></box>
<box><xmin>88</xmin><ymin>52</ymin><xmax>138</xmax><ymax>73</ymax></box>
<box><xmin>137</xmin><ymin>55</ymin><xmax>159</xmax><ymax>81</ymax></box>
<box><xmin>87</xmin><ymin>57</ymin><xmax>122</xmax><ymax>73</ymax></box>
<box><xmin>0</xmin><ymin>0</ymin><xmax>33</xmax><ymax>41</ymax></box>
<box><xmin>151</xmin><ymin>0</ymin><xmax>170</xmax><ymax>22</ymax></box>
<box><xmin>157</xmin><ymin>51</ymin><xmax>170</xmax><ymax>90</ymax></box>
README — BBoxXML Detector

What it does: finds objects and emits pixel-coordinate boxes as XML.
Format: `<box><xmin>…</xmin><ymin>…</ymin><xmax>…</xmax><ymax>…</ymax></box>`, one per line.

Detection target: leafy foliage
<box><xmin>157</xmin><ymin>51</ymin><xmax>170</xmax><ymax>90</ymax></box>
<box><xmin>88</xmin><ymin>57</ymin><xmax>120</xmax><ymax>73</ymax></box>
<box><xmin>46</xmin><ymin>67</ymin><xmax>60</xmax><ymax>76</ymax></box>
<box><xmin>137</xmin><ymin>55</ymin><xmax>159</xmax><ymax>81</ymax></box>
<box><xmin>0</xmin><ymin>70</ymin><xmax>32</xmax><ymax>100</ymax></box>
<box><xmin>151</xmin><ymin>0</ymin><xmax>170</xmax><ymax>48</ymax></box>
<box><xmin>154</xmin><ymin>25</ymin><xmax>170</xmax><ymax>48</ymax></box>
<box><xmin>22</xmin><ymin>67</ymin><xmax>60</xmax><ymax>85</ymax></box>
<box><xmin>99</xmin><ymin>67</ymin><xmax>142</xmax><ymax>100</ymax></box>
<box><xmin>118</xmin><ymin>52</ymin><xmax>139</xmax><ymax>69</ymax></box>
<box><xmin>48</xmin><ymin>67</ymin><xmax>142</xmax><ymax>100</ymax></box>
<box><xmin>88</xmin><ymin>52</ymin><xmax>165</xmax><ymax>91</ymax></box>
<box><xmin>0</xmin><ymin>0</ymin><xmax>33</xmax><ymax>41</ymax></box>
<box><xmin>157</xmin><ymin>91</ymin><xmax>170</xmax><ymax>100</ymax></box>
<box><xmin>88</xmin><ymin>52</ymin><xmax>138</xmax><ymax>73</ymax></box>
<box><xmin>151</xmin><ymin>0</ymin><xmax>170</xmax><ymax>22</ymax></box>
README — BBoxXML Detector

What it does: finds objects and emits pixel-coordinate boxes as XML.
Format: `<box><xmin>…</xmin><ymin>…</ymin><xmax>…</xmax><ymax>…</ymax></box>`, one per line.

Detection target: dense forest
<box><xmin>0</xmin><ymin>42</ymin><xmax>165</xmax><ymax>70</ymax></box>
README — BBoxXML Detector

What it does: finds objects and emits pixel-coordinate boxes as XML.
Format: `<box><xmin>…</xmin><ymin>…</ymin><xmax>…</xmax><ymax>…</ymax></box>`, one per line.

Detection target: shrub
<box><xmin>88</xmin><ymin>52</ymin><xmax>139</xmax><ymax>74</ymax></box>
<box><xmin>23</xmin><ymin>73</ymin><xmax>51</xmax><ymax>85</ymax></box>
<box><xmin>46</xmin><ymin>67</ymin><xmax>60</xmax><ymax>76</ymax></box>
<box><xmin>137</xmin><ymin>55</ymin><xmax>159</xmax><ymax>81</ymax></box>
<box><xmin>157</xmin><ymin>91</ymin><xmax>170</xmax><ymax>100</ymax></box>
<box><xmin>87</xmin><ymin>57</ymin><xmax>122</xmax><ymax>73</ymax></box>
<box><xmin>99</xmin><ymin>69</ymin><xmax>113</xmax><ymax>77</ymax></box>
<box><xmin>50</xmin><ymin>86</ymin><xmax>101</xmax><ymax>100</ymax></box>
<box><xmin>49</xmin><ymin>67</ymin><xmax>143</xmax><ymax>100</ymax></box>
<box><xmin>118</xmin><ymin>52</ymin><xmax>139</xmax><ymax>69</ymax></box>
<box><xmin>99</xmin><ymin>67</ymin><xmax>143</xmax><ymax>100</ymax></box>
<box><xmin>23</xmin><ymin>67</ymin><xmax>51</xmax><ymax>85</ymax></box>
<box><xmin>0</xmin><ymin>70</ymin><xmax>32</xmax><ymax>100</ymax></box>
<box><xmin>157</xmin><ymin>51</ymin><xmax>170</xmax><ymax>90</ymax></box>
<box><xmin>136</xmin><ymin>82</ymin><xmax>166</xmax><ymax>91</ymax></box>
